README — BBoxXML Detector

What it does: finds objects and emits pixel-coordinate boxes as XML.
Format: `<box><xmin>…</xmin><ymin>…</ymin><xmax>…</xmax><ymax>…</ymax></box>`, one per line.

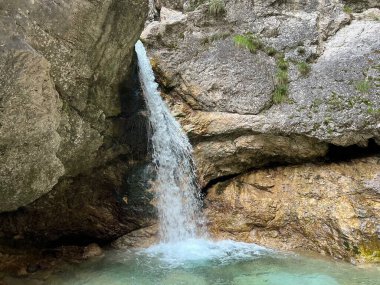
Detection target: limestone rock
<box><xmin>0</xmin><ymin>0</ymin><xmax>148</xmax><ymax>212</ymax></box>
<box><xmin>0</xmin><ymin>0</ymin><xmax>152</xmax><ymax>241</ymax></box>
<box><xmin>205</xmin><ymin>156</ymin><xmax>380</xmax><ymax>262</ymax></box>
<box><xmin>0</xmin><ymin>39</ymin><xmax>64</xmax><ymax>212</ymax></box>
<box><xmin>143</xmin><ymin>0</ymin><xmax>380</xmax><ymax>186</ymax></box>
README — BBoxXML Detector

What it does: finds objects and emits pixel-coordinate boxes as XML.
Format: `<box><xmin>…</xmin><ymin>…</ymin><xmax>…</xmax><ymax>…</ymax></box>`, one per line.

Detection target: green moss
<box><xmin>358</xmin><ymin>238</ymin><xmax>380</xmax><ymax>262</ymax></box>
<box><xmin>297</xmin><ymin>61</ymin><xmax>311</xmax><ymax>76</ymax></box>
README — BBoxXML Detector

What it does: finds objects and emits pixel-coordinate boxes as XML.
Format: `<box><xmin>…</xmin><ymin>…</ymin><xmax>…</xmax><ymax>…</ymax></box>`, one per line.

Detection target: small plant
<box><xmin>277</xmin><ymin>57</ymin><xmax>289</xmax><ymax>70</ymax></box>
<box><xmin>233</xmin><ymin>33</ymin><xmax>263</xmax><ymax>54</ymax></box>
<box><xmin>276</xmin><ymin>69</ymin><xmax>288</xmax><ymax>85</ymax></box>
<box><xmin>343</xmin><ymin>5</ymin><xmax>353</xmax><ymax>14</ymax></box>
<box><xmin>273</xmin><ymin>84</ymin><xmax>288</xmax><ymax>104</ymax></box>
<box><xmin>209</xmin><ymin>0</ymin><xmax>225</xmax><ymax>16</ymax></box>
<box><xmin>297</xmin><ymin>61</ymin><xmax>311</xmax><ymax>76</ymax></box>
<box><xmin>297</xmin><ymin>46</ymin><xmax>306</xmax><ymax>55</ymax></box>
<box><xmin>355</xmin><ymin>80</ymin><xmax>372</xmax><ymax>94</ymax></box>
<box><xmin>189</xmin><ymin>0</ymin><xmax>207</xmax><ymax>11</ymax></box>
<box><xmin>272</xmin><ymin>55</ymin><xmax>289</xmax><ymax>104</ymax></box>
<box><xmin>265</xmin><ymin>46</ymin><xmax>277</xmax><ymax>56</ymax></box>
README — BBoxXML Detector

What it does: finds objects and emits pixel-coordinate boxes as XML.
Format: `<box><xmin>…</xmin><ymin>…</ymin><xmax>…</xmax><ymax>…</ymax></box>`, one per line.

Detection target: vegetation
<box><xmin>277</xmin><ymin>57</ymin><xmax>289</xmax><ymax>70</ymax></box>
<box><xmin>273</xmin><ymin>54</ymin><xmax>290</xmax><ymax>104</ymax></box>
<box><xmin>276</xmin><ymin>69</ymin><xmax>288</xmax><ymax>85</ymax></box>
<box><xmin>233</xmin><ymin>32</ymin><xmax>290</xmax><ymax>104</ymax></box>
<box><xmin>343</xmin><ymin>5</ymin><xmax>353</xmax><ymax>14</ymax></box>
<box><xmin>297</xmin><ymin>46</ymin><xmax>306</xmax><ymax>55</ymax></box>
<box><xmin>355</xmin><ymin>80</ymin><xmax>372</xmax><ymax>94</ymax></box>
<box><xmin>209</xmin><ymin>0</ymin><xmax>225</xmax><ymax>16</ymax></box>
<box><xmin>273</xmin><ymin>84</ymin><xmax>288</xmax><ymax>104</ymax></box>
<box><xmin>233</xmin><ymin>33</ymin><xmax>264</xmax><ymax>53</ymax></box>
<box><xmin>297</xmin><ymin>61</ymin><xmax>311</xmax><ymax>76</ymax></box>
<box><xmin>188</xmin><ymin>0</ymin><xmax>207</xmax><ymax>11</ymax></box>
<box><xmin>201</xmin><ymin>32</ymin><xmax>230</xmax><ymax>45</ymax></box>
<box><xmin>264</xmin><ymin>46</ymin><xmax>277</xmax><ymax>56</ymax></box>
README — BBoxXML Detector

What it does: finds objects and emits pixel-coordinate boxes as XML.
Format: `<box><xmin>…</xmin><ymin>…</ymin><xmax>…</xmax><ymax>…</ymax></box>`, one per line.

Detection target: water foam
<box><xmin>143</xmin><ymin>239</ymin><xmax>270</xmax><ymax>267</ymax></box>
<box><xmin>135</xmin><ymin>40</ymin><xmax>205</xmax><ymax>243</ymax></box>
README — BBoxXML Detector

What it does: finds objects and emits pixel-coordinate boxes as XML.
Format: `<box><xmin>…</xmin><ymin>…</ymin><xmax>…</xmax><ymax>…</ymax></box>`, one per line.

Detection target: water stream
<box><xmin>135</xmin><ymin>40</ymin><xmax>205</xmax><ymax>243</ymax></box>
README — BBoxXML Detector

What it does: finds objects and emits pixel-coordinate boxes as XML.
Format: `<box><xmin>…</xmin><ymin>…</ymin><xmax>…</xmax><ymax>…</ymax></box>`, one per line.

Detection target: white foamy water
<box><xmin>143</xmin><ymin>238</ymin><xmax>270</xmax><ymax>266</ymax></box>
<box><xmin>135</xmin><ymin>40</ymin><xmax>205</xmax><ymax>243</ymax></box>
<box><xmin>135</xmin><ymin>41</ymin><xmax>273</xmax><ymax>263</ymax></box>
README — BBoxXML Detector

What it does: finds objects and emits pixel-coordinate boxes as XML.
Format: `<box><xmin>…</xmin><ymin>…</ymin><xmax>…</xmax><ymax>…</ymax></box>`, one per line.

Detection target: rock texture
<box><xmin>142</xmin><ymin>1</ymin><xmax>380</xmax><ymax>186</ymax></box>
<box><xmin>0</xmin><ymin>0</ymin><xmax>148</xmax><ymax>212</ymax></box>
<box><xmin>0</xmin><ymin>0</ymin><xmax>154</xmax><ymax>242</ymax></box>
<box><xmin>205</xmin><ymin>157</ymin><xmax>380</xmax><ymax>262</ymax></box>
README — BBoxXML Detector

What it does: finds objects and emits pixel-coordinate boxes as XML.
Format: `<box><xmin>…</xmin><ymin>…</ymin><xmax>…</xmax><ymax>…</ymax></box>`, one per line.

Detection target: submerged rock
<box><xmin>205</xmin><ymin>156</ymin><xmax>380</xmax><ymax>262</ymax></box>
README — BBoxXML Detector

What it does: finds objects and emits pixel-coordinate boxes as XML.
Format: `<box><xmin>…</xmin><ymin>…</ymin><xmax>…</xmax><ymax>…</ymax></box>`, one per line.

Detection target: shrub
<box><xmin>297</xmin><ymin>62</ymin><xmax>311</xmax><ymax>76</ymax></box>
<box><xmin>209</xmin><ymin>0</ymin><xmax>225</xmax><ymax>16</ymax></box>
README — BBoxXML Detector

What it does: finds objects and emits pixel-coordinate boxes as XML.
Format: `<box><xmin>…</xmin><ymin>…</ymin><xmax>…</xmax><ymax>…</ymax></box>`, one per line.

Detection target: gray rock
<box><xmin>143</xmin><ymin>1</ymin><xmax>380</xmax><ymax>185</ymax></box>
<box><xmin>0</xmin><ymin>39</ymin><xmax>64</xmax><ymax>212</ymax></box>
<box><xmin>0</xmin><ymin>0</ymin><xmax>148</xmax><ymax>212</ymax></box>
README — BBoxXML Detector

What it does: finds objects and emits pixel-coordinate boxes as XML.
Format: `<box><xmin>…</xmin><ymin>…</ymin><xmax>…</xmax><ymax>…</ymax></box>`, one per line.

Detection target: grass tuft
<box><xmin>233</xmin><ymin>34</ymin><xmax>264</xmax><ymax>54</ymax></box>
<box><xmin>355</xmin><ymin>80</ymin><xmax>372</xmax><ymax>94</ymax></box>
<box><xmin>209</xmin><ymin>0</ymin><xmax>225</xmax><ymax>16</ymax></box>
<box><xmin>343</xmin><ymin>5</ymin><xmax>353</xmax><ymax>14</ymax></box>
<box><xmin>297</xmin><ymin>61</ymin><xmax>311</xmax><ymax>76</ymax></box>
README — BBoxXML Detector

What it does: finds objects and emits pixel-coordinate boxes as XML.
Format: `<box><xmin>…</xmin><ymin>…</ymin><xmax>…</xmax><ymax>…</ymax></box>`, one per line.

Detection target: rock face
<box><xmin>142</xmin><ymin>1</ymin><xmax>380</xmax><ymax>186</ymax></box>
<box><xmin>205</xmin><ymin>157</ymin><xmax>380</xmax><ymax>262</ymax></box>
<box><xmin>142</xmin><ymin>0</ymin><xmax>380</xmax><ymax>262</ymax></box>
<box><xmin>0</xmin><ymin>0</ymin><xmax>154</xmax><ymax>242</ymax></box>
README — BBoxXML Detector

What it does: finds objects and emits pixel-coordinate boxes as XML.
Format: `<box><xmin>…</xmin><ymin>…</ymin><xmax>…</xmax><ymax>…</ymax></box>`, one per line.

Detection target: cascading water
<box><xmin>135</xmin><ymin>40</ymin><xmax>205</xmax><ymax>243</ymax></box>
<box><xmin>135</xmin><ymin>40</ymin><xmax>268</xmax><ymax>265</ymax></box>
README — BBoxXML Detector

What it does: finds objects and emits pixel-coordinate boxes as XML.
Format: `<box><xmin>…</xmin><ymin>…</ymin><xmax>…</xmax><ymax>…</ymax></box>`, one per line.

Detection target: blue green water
<box><xmin>4</xmin><ymin>239</ymin><xmax>380</xmax><ymax>285</ymax></box>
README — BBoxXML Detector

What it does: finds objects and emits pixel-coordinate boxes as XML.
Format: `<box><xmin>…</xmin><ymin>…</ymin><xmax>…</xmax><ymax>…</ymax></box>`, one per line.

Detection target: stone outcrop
<box><xmin>0</xmin><ymin>0</ymin><xmax>153</xmax><ymax>242</ymax></box>
<box><xmin>142</xmin><ymin>1</ymin><xmax>380</xmax><ymax>186</ymax></box>
<box><xmin>205</xmin><ymin>157</ymin><xmax>380</xmax><ymax>263</ymax></box>
<box><xmin>141</xmin><ymin>0</ymin><xmax>380</xmax><ymax>262</ymax></box>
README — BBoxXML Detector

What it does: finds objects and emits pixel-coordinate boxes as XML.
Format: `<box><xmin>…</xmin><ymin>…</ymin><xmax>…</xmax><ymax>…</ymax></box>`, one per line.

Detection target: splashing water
<box><xmin>135</xmin><ymin>40</ymin><xmax>272</xmax><ymax>265</ymax></box>
<box><xmin>135</xmin><ymin>40</ymin><xmax>205</xmax><ymax>243</ymax></box>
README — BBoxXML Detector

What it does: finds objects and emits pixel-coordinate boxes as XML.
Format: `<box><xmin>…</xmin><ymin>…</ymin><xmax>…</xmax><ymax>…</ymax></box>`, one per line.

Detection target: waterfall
<box><xmin>135</xmin><ymin>40</ymin><xmax>205</xmax><ymax>243</ymax></box>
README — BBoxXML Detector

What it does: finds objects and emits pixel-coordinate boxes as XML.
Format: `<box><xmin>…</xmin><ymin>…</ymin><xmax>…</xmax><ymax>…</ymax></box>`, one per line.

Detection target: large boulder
<box><xmin>142</xmin><ymin>1</ymin><xmax>380</xmax><ymax>186</ymax></box>
<box><xmin>205</xmin><ymin>156</ymin><xmax>380</xmax><ymax>263</ymax></box>
<box><xmin>0</xmin><ymin>0</ymin><xmax>152</xmax><ymax>241</ymax></box>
